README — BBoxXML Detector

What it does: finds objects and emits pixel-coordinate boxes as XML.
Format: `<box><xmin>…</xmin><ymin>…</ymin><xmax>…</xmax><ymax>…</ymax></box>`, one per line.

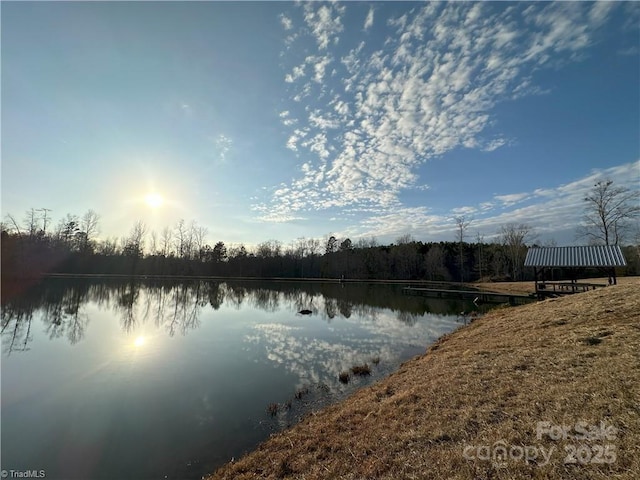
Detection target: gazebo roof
<box><xmin>524</xmin><ymin>245</ymin><xmax>627</xmax><ymax>268</ymax></box>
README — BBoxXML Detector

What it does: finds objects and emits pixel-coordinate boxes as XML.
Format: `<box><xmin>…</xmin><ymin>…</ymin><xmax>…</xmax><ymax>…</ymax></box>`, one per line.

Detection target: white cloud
<box><xmin>494</xmin><ymin>192</ymin><xmax>529</xmax><ymax>207</ymax></box>
<box><xmin>483</xmin><ymin>138</ymin><xmax>508</xmax><ymax>152</ymax></box>
<box><xmin>303</xmin><ymin>3</ymin><xmax>344</xmax><ymax>50</ymax></box>
<box><xmin>448</xmin><ymin>160</ymin><xmax>640</xmax><ymax>242</ymax></box>
<box><xmin>292</xmin><ymin>82</ymin><xmax>312</xmax><ymax>102</ymax></box>
<box><xmin>356</xmin><ymin>208</ymin><xmax>448</xmax><ymax>240</ymax></box>
<box><xmin>259</xmin><ymin>2</ymin><xmax>624</xmax><ymax>228</ymax></box>
<box><xmin>279</xmin><ymin>14</ymin><xmax>293</xmax><ymax>31</ymax></box>
<box><xmin>522</xmin><ymin>2</ymin><xmax>603</xmax><ymax>63</ymax></box>
<box><xmin>301</xmin><ymin>133</ymin><xmax>330</xmax><ymax>160</ymax></box>
<box><xmin>364</xmin><ymin>7</ymin><xmax>374</xmax><ymax>31</ymax></box>
<box><xmin>285</xmin><ymin>63</ymin><xmax>306</xmax><ymax>83</ymax></box>
<box><xmin>309</xmin><ymin>54</ymin><xmax>333</xmax><ymax>83</ymax></box>
<box><xmin>533</xmin><ymin>188</ymin><xmax>555</xmax><ymax>198</ymax></box>
<box><xmin>348</xmin><ymin>161</ymin><xmax>640</xmax><ymax>243</ymax></box>
<box><xmin>308</xmin><ymin>110</ymin><xmax>340</xmax><ymax>130</ymax></box>
<box><xmin>618</xmin><ymin>45</ymin><xmax>640</xmax><ymax>56</ymax></box>
<box><xmin>246</xmin><ymin>312</ymin><xmax>456</xmax><ymax>394</ymax></box>
<box><xmin>285</xmin><ymin>128</ymin><xmax>309</xmax><ymax>152</ymax></box>
<box><xmin>213</xmin><ymin>134</ymin><xmax>232</xmax><ymax>163</ymax></box>
<box><xmin>452</xmin><ymin>206</ymin><xmax>478</xmax><ymax>215</ymax></box>
<box><xmin>589</xmin><ymin>1</ymin><xmax>615</xmax><ymax>26</ymax></box>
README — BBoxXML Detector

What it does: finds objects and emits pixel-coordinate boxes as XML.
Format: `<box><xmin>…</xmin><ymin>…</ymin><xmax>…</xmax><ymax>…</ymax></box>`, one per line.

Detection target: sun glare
<box><xmin>144</xmin><ymin>193</ymin><xmax>164</xmax><ymax>208</ymax></box>
<box><xmin>134</xmin><ymin>336</ymin><xmax>146</xmax><ymax>348</ymax></box>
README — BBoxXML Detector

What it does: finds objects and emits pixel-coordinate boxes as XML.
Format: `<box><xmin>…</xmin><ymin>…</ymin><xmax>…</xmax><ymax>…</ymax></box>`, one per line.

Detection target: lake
<box><xmin>1</xmin><ymin>278</ymin><xmax>481</xmax><ymax>480</ymax></box>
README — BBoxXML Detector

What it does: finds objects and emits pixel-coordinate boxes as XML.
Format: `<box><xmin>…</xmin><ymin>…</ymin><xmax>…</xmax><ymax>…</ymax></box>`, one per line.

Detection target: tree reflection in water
<box><xmin>1</xmin><ymin>278</ymin><xmax>481</xmax><ymax>354</ymax></box>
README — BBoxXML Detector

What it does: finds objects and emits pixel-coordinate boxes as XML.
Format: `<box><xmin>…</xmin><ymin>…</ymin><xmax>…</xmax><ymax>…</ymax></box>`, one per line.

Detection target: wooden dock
<box><xmin>402</xmin><ymin>287</ymin><xmax>534</xmax><ymax>305</ymax></box>
<box><xmin>534</xmin><ymin>281</ymin><xmax>607</xmax><ymax>299</ymax></box>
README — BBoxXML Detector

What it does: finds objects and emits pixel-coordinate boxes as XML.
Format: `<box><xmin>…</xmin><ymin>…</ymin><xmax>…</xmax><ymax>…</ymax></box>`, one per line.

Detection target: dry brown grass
<box><xmin>471</xmin><ymin>276</ymin><xmax>639</xmax><ymax>295</ymax></box>
<box><xmin>207</xmin><ymin>280</ymin><xmax>640</xmax><ymax>480</ymax></box>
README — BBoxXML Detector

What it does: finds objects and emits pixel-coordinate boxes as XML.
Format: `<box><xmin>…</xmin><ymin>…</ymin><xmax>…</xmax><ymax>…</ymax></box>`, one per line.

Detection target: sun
<box><xmin>133</xmin><ymin>336</ymin><xmax>146</xmax><ymax>348</ymax></box>
<box><xmin>144</xmin><ymin>193</ymin><xmax>164</xmax><ymax>208</ymax></box>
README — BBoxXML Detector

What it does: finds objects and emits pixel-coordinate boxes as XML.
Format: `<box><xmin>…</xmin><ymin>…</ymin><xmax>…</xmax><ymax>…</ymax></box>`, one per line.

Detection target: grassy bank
<box><xmin>470</xmin><ymin>276</ymin><xmax>639</xmax><ymax>295</ymax></box>
<box><xmin>207</xmin><ymin>280</ymin><xmax>640</xmax><ymax>479</ymax></box>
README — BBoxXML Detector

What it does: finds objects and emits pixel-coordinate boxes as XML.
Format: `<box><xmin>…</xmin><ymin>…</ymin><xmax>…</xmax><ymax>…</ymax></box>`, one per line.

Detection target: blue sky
<box><xmin>2</xmin><ymin>1</ymin><xmax>639</xmax><ymax>248</ymax></box>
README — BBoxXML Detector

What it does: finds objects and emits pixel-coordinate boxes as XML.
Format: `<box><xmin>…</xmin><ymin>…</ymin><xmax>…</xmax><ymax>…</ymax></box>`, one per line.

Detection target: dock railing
<box><xmin>535</xmin><ymin>281</ymin><xmax>607</xmax><ymax>295</ymax></box>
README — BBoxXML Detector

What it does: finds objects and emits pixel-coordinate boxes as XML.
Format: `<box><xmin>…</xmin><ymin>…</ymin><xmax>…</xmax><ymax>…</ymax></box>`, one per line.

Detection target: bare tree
<box><xmin>256</xmin><ymin>241</ymin><xmax>273</xmax><ymax>258</ymax></box>
<box><xmin>256</xmin><ymin>240</ymin><xmax>282</xmax><ymax>258</ymax></box>
<box><xmin>79</xmin><ymin>209</ymin><xmax>100</xmax><ymax>252</ymax></box>
<box><xmin>80</xmin><ymin>209</ymin><xmax>100</xmax><ymax>239</ymax></box>
<box><xmin>149</xmin><ymin>231</ymin><xmax>158</xmax><ymax>256</ymax></box>
<box><xmin>293</xmin><ymin>237</ymin><xmax>308</xmax><ymax>258</ymax></box>
<box><xmin>4</xmin><ymin>214</ymin><xmax>22</xmax><ymax>236</ymax></box>
<box><xmin>228</xmin><ymin>243</ymin><xmax>248</xmax><ymax>259</ymax></box>
<box><xmin>499</xmin><ymin>223</ymin><xmax>536</xmax><ymax>281</ymax></box>
<box><xmin>97</xmin><ymin>237</ymin><xmax>119</xmax><ymax>256</ymax></box>
<box><xmin>191</xmin><ymin>222</ymin><xmax>208</xmax><ymax>260</ymax></box>
<box><xmin>305</xmin><ymin>237</ymin><xmax>321</xmax><ymax>256</ymax></box>
<box><xmin>270</xmin><ymin>240</ymin><xmax>283</xmax><ymax>257</ymax></box>
<box><xmin>36</xmin><ymin>208</ymin><xmax>53</xmax><ymax>235</ymax></box>
<box><xmin>354</xmin><ymin>236</ymin><xmax>378</xmax><ymax>249</ymax></box>
<box><xmin>23</xmin><ymin>208</ymin><xmax>38</xmax><ymax>237</ymax></box>
<box><xmin>578</xmin><ymin>179</ymin><xmax>640</xmax><ymax>246</ymax></box>
<box><xmin>476</xmin><ymin>231</ymin><xmax>485</xmax><ymax>281</ymax></box>
<box><xmin>123</xmin><ymin>220</ymin><xmax>147</xmax><ymax>257</ymax></box>
<box><xmin>174</xmin><ymin>219</ymin><xmax>187</xmax><ymax>258</ymax></box>
<box><xmin>55</xmin><ymin>214</ymin><xmax>80</xmax><ymax>247</ymax></box>
<box><xmin>454</xmin><ymin>216</ymin><xmax>471</xmax><ymax>282</ymax></box>
<box><xmin>160</xmin><ymin>226</ymin><xmax>173</xmax><ymax>257</ymax></box>
<box><xmin>634</xmin><ymin>226</ymin><xmax>640</xmax><ymax>264</ymax></box>
<box><xmin>395</xmin><ymin>233</ymin><xmax>414</xmax><ymax>245</ymax></box>
<box><xmin>173</xmin><ymin>219</ymin><xmax>196</xmax><ymax>259</ymax></box>
<box><xmin>424</xmin><ymin>244</ymin><xmax>448</xmax><ymax>281</ymax></box>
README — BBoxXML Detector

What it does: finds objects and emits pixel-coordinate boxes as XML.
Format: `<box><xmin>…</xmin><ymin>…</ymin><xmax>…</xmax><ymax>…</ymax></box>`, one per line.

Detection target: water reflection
<box><xmin>1</xmin><ymin>278</ymin><xmax>479</xmax><ymax>480</ymax></box>
<box><xmin>2</xmin><ymin>278</ymin><xmax>478</xmax><ymax>355</ymax></box>
<box><xmin>246</xmin><ymin>306</ymin><xmax>458</xmax><ymax>394</ymax></box>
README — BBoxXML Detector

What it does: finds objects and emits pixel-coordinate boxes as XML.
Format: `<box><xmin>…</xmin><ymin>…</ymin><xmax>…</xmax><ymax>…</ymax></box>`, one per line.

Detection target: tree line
<box><xmin>2</xmin><ymin>214</ymin><xmax>638</xmax><ymax>282</ymax></box>
<box><xmin>2</xmin><ymin>180</ymin><xmax>638</xmax><ymax>281</ymax></box>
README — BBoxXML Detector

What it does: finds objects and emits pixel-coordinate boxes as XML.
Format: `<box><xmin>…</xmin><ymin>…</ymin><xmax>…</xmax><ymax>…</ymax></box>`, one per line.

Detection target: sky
<box><xmin>2</xmin><ymin>1</ymin><xmax>639</xmax><ymax>248</ymax></box>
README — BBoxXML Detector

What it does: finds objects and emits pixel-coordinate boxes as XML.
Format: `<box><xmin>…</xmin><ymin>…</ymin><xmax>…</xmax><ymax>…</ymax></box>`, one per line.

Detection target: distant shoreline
<box><xmin>30</xmin><ymin>273</ymin><xmax>498</xmax><ymax>288</ymax></box>
<box><xmin>41</xmin><ymin>273</ymin><xmax>452</xmax><ymax>284</ymax></box>
<box><xmin>20</xmin><ymin>272</ymin><xmax>640</xmax><ymax>287</ymax></box>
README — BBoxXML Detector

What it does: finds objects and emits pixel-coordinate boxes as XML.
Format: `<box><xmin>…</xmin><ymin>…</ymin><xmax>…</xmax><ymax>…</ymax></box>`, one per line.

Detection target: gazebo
<box><xmin>524</xmin><ymin>245</ymin><xmax>627</xmax><ymax>298</ymax></box>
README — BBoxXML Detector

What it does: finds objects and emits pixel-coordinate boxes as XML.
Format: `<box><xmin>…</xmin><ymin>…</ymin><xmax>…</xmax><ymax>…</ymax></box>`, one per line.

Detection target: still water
<box><xmin>1</xmin><ymin>278</ymin><xmax>478</xmax><ymax>480</ymax></box>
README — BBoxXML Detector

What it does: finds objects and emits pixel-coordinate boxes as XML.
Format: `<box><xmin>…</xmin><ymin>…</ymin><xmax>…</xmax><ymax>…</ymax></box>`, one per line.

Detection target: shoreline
<box><xmin>207</xmin><ymin>280</ymin><xmax>640</xmax><ymax>479</ymax></box>
<box><xmin>17</xmin><ymin>272</ymin><xmax>638</xmax><ymax>291</ymax></box>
